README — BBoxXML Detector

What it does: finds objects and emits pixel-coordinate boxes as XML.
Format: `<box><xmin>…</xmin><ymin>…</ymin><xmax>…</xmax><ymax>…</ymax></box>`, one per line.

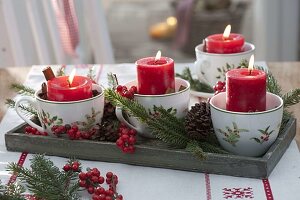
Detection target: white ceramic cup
<box><xmin>15</xmin><ymin>84</ymin><xmax>105</xmax><ymax>136</ymax></box>
<box><xmin>210</xmin><ymin>92</ymin><xmax>283</xmax><ymax>157</ymax></box>
<box><xmin>194</xmin><ymin>42</ymin><xmax>255</xmax><ymax>87</ymax></box>
<box><xmin>116</xmin><ymin>78</ymin><xmax>190</xmax><ymax>138</ymax></box>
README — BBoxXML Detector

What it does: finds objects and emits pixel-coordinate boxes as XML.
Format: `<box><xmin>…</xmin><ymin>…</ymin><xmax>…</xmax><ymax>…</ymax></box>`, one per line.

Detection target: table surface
<box><xmin>1</xmin><ymin>63</ymin><xmax>299</xmax><ymax>148</ymax></box>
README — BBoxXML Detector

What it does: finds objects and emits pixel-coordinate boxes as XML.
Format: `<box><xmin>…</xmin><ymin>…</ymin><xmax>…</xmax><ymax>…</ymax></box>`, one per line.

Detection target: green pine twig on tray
<box><xmin>10</xmin><ymin>83</ymin><xmax>35</xmax><ymax>96</ymax></box>
<box><xmin>282</xmin><ymin>89</ymin><xmax>300</xmax><ymax>109</ymax></box>
<box><xmin>0</xmin><ymin>181</ymin><xmax>26</xmax><ymax>200</ymax></box>
<box><xmin>266</xmin><ymin>71</ymin><xmax>282</xmax><ymax>96</ymax></box>
<box><xmin>87</xmin><ymin>66</ymin><xmax>97</xmax><ymax>83</ymax></box>
<box><xmin>7</xmin><ymin>155</ymin><xmax>80</xmax><ymax>200</ymax></box>
<box><xmin>105</xmin><ymin>88</ymin><xmax>227</xmax><ymax>159</ymax></box>
<box><xmin>176</xmin><ymin>68</ymin><xmax>214</xmax><ymax>93</ymax></box>
<box><xmin>107</xmin><ymin>72</ymin><xmax>119</xmax><ymax>89</ymax></box>
<box><xmin>56</xmin><ymin>65</ymin><xmax>65</xmax><ymax>76</ymax></box>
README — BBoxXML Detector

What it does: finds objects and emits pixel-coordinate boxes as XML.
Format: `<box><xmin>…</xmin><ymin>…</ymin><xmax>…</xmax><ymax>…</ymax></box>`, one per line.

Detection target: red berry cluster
<box><xmin>51</xmin><ymin>124</ymin><xmax>69</xmax><ymax>136</ymax></box>
<box><xmin>66</xmin><ymin>125</ymin><xmax>97</xmax><ymax>140</ymax></box>
<box><xmin>79</xmin><ymin>168</ymin><xmax>123</xmax><ymax>200</ymax></box>
<box><xmin>116</xmin><ymin>123</ymin><xmax>137</xmax><ymax>154</ymax></box>
<box><xmin>63</xmin><ymin>161</ymin><xmax>81</xmax><ymax>172</ymax></box>
<box><xmin>24</xmin><ymin>126</ymin><xmax>48</xmax><ymax>136</ymax></box>
<box><xmin>213</xmin><ymin>81</ymin><xmax>226</xmax><ymax>95</ymax></box>
<box><xmin>51</xmin><ymin>124</ymin><xmax>96</xmax><ymax>140</ymax></box>
<box><xmin>63</xmin><ymin>161</ymin><xmax>123</xmax><ymax>199</ymax></box>
<box><xmin>116</xmin><ymin>85</ymin><xmax>137</xmax><ymax>99</ymax></box>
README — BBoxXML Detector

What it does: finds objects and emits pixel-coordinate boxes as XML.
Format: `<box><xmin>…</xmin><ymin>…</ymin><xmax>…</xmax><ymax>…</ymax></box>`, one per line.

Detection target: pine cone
<box><xmin>185</xmin><ymin>102</ymin><xmax>212</xmax><ymax>141</ymax></box>
<box><xmin>96</xmin><ymin>119</ymin><xmax>120</xmax><ymax>142</ymax></box>
<box><xmin>94</xmin><ymin>101</ymin><xmax>120</xmax><ymax>142</ymax></box>
<box><xmin>102</xmin><ymin>101</ymin><xmax>116</xmax><ymax>120</ymax></box>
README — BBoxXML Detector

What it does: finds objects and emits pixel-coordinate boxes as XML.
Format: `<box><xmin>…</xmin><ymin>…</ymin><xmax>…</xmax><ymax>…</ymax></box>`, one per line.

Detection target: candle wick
<box><xmin>249</xmin><ymin>69</ymin><xmax>252</xmax><ymax>75</ymax></box>
<box><xmin>67</xmin><ymin>80</ymin><xmax>71</xmax><ymax>87</ymax></box>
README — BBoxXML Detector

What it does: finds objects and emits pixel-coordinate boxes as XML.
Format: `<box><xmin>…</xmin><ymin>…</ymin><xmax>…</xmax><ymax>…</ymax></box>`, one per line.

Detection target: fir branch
<box><xmin>107</xmin><ymin>73</ymin><xmax>118</xmax><ymax>89</ymax></box>
<box><xmin>10</xmin><ymin>83</ymin><xmax>35</xmax><ymax>96</ymax></box>
<box><xmin>105</xmin><ymin>89</ymin><xmax>149</xmax><ymax>122</ymax></box>
<box><xmin>186</xmin><ymin>140</ymin><xmax>206</xmax><ymax>159</ymax></box>
<box><xmin>7</xmin><ymin>155</ymin><xmax>80</xmax><ymax>200</ymax></box>
<box><xmin>105</xmin><ymin>89</ymin><xmax>226</xmax><ymax>154</ymax></box>
<box><xmin>176</xmin><ymin>68</ymin><xmax>214</xmax><ymax>93</ymax></box>
<box><xmin>5</xmin><ymin>99</ymin><xmax>37</xmax><ymax>117</ymax></box>
<box><xmin>0</xmin><ymin>181</ymin><xmax>26</xmax><ymax>200</ymax></box>
<box><xmin>147</xmin><ymin>119</ymin><xmax>189</xmax><ymax>148</ymax></box>
<box><xmin>266</xmin><ymin>72</ymin><xmax>282</xmax><ymax>96</ymax></box>
<box><xmin>282</xmin><ymin>89</ymin><xmax>300</xmax><ymax>108</ymax></box>
<box><xmin>105</xmin><ymin>88</ymin><xmax>189</xmax><ymax>148</ymax></box>
<box><xmin>56</xmin><ymin>65</ymin><xmax>65</xmax><ymax>76</ymax></box>
<box><xmin>198</xmin><ymin>141</ymin><xmax>228</xmax><ymax>154</ymax></box>
<box><xmin>152</xmin><ymin>106</ymin><xmax>186</xmax><ymax>134</ymax></box>
<box><xmin>87</xmin><ymin>66</ymin><xmax>96</xmax><ymax>83</ymax></box>
<box><xmin>238</xmin><ymin>59</ymin><xmax>249</xmax><ymax>68</ymax></box>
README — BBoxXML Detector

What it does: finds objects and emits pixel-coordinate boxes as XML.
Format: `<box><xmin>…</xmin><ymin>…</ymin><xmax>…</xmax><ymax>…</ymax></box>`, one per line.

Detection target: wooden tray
<box><xmin>5</xmin><ymin>118</ymin><xmax>296</xmax><ymax>179</ymax></box>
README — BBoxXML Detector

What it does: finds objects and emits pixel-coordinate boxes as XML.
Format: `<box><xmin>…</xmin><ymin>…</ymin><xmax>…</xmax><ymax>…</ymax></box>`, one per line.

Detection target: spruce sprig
<box><xmin>5</xmin><ymin>99</ymin><xmax>37</xmax><ymax>116</ymax></box>
<box><xmin>10</xmin><ymin>83</ymin><xmax>35</xmax><ymax>96</ymax></box>
<box><xmin>147</xmin><ymin>119</ymin><xmax>189</xmax><ymax>148</ymax></box>
<box><xmin>105</xmin><ymin>89</ymin><xmax>149</xmax><ymax>122</ymax></box>
<box><xmin>198</xmin><ymin>141</ymin><xmax>228</xmax><ymax>154</ymax></box>
<box><xmin>0</xmin><ymin>181</ymin><xmax>26</xmax><ymax>200</ymax></box>
<box><xmin>107</xmin><ymin>73</ymin><xmax>119</xmax><ymax>89</ymax></box>
<box><xmin>282</xmin><ymin>89</ymin><xmax>300</xmax><ymax>108</ymax></box>
<box><xmin>56</xmin><ymin>65</ymin><xmax>65</xmax><ymax>76</ymax></box>
<box><xmin>185</xmin><ymin>141</ymin><xmax>205</xmax><ymax>159</ymax></box>
<box><xmin>7</xmin><ymin>155</ymin><xmax>80</xmax><ymax>200</ymax></box>
<box><xmin>87</xmin><ymin>66</ymin><xmax>97</xmax><ymax>83</ymax></box>
<box><xmin>105</xmin><ymin>88</ymin><xmax>227</xmax><ymax>158</ymax></box>
<box><xmin>266</xmin><ymin>71</ymin><xmax>282</xmax><ymax>96</ymax></box>
<box><xmin>152</xmin><ymin>106</ymin><xmax>186</xmax><ymax>135</ymax></box>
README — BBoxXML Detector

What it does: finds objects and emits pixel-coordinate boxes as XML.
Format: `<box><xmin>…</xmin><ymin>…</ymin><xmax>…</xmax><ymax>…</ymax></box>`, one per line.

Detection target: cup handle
<box><xmin>194</xmin><ymin>60</ymin><xmax>210</xmax><ymax>85</ymax></box>
<box><xmin>15</xmin><ymin>96</ymin><xmax>44</xmax><ymax>132</ymax></box>
<box><xmin>115</xmin><ymin>106</ymin><xmax>140</xmax><ymax>132</ymax></box>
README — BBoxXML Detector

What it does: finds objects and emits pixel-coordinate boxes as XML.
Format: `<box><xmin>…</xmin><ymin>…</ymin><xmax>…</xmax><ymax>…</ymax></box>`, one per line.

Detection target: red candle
<box><xmin>226</xmin><ymin>61</ymin><xmax>266</xmax><ymax>112</ymax></box>
<box><xmin>136</xmin><ymin>51</ymin><xmax>175</xmax><ymax>95</ymax></box>
<box><xmin>205</xmin><ymin>25</ymin><xmax>245</xmax><ymax>54</ymax></box>
<box><xmin>47</xmin><ymin>72</ymin><xmax>92</xmax><ymax>101</ymax></box>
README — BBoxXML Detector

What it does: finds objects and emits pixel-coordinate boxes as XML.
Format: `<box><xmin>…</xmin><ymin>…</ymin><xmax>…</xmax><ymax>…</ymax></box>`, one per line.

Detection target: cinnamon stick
<box><xmin>42</xmin><ymin>66</ymin><xmax>55</xmax><ymax>81</ymax></box>
<box><xmin>39</xmin><ymin>82</ymin><xmax>47</xmax><ymax>100</ymax></box>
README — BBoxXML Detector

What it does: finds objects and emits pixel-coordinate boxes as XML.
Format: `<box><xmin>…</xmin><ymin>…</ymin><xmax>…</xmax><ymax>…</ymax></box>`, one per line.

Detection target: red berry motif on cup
<box><xmin>116</xmin><ymin>123</ymin><xmax>137</xmax><ymax>154</ymax></box>
<box><xmin>116</xmin><ymin>85</ymin><xmax>137</xmax><ymax>100</ymax></box>
<box><xmin>213</xmin><ymin>81</ymin><xmax>226</xmax><ymax>95</ymax></box>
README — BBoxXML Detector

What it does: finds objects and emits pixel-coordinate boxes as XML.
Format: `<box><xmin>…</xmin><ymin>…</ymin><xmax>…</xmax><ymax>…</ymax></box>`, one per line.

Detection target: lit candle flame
<box><xmin>248</xmin><ymin>55</ymin><xmax>255</xmax><ymax>74</ymax></box>
<box><xmin>223</xmin><ymin>24</ymin><xmax>231</xmax><ymax>39</ymax></box>
<box><xmin>166</xmin><ymin>16</ymin><xmax>177</xmax><ymax>26</ymax></box>
<box><xmin>68</xmin><ymin>69</ymin><xmax>76</xmax><ymax>87</ymax></box>
<box><xmin>155</xmin><ymin>50</ymin><xmax>161</xmax><ymax>61</ymax></box>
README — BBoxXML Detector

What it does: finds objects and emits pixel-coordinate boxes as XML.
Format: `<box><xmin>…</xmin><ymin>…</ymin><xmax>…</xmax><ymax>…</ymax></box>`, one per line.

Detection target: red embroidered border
<box><xmin>205</xmin><ymin>173</ymin><xmax>212</xmax><ymax>200</ymax></box>
<box><xmin>7</xmin><ymin>152</ymin><xmax>28</xmax><ymax>185</ymax></box>
<box><xmin>262</xmin><ymin>179</ymin><xmax>274</xmax><ymax>200</ymax></box>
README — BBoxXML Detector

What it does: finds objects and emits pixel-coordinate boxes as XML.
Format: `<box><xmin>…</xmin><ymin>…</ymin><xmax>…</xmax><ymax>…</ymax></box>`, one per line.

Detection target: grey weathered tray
<box><xmin>5</xmin><ymin>118</ymin><xmax>296</xmax><ymax>179</ymax></box>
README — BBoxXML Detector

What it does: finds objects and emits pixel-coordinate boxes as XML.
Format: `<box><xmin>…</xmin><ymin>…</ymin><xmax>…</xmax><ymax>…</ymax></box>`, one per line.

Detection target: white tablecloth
<box><xmin>0</xmin><ymin>64</ymin><xmax>299</xmax><ymax>200</ymax></box>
